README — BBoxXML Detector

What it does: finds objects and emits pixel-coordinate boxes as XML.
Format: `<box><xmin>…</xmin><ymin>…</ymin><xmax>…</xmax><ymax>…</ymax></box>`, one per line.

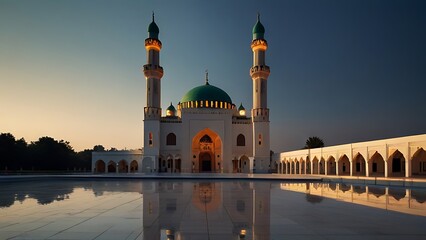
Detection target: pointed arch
<box><xmin>412</xmin><ymin>148</ymin><xmax>426</xmax><ymax>176</ymax></box>
<box><xmin>95</xmin><ymin>160</ymin><xmax>105</xmax><ymax>173</ymax></box>
<box><xmin>166</xmin><ymin>133</ymin><xmax>176</xmax><ymax>145</ymax></box>
<box><xmin>338</xmin><ymin>155</ymin><xmax>350</xmax><ymax>176</ymax></box>
<box><xmin>130</xmin><ymin>160</ymin><xmax>138</xmax><ymax>173</ymax></box>
<box><xmin>369</xmin><ymin>152</ymin><xmax>385</xmax><ymax>177</ymax></box>
<box><xmin>388</xmin><ymin>150</ymin><xmax>405</xmax><ymax>177</ymax></box>
<box><xmin>118</xmin><ymin>160</ymin><xmax>128</xmax><ymax>173</ymax></box>
<box><xmin>312</xmin><ymin>157</ymin><xmax>319</xmax><ymax>174</ymax></box>
<box><xmin>327</xmin><ymin>156</ymin><xmax>336</xmax><ymax>175</ymax></box>
<box><xmin>107</xmin><ymin>160</ymin><xmax>116</xmax><ymax>173</ymax></box>
<box><xmin>237</xmin><ymin>134</ymin><xmax>246</xmax><ymax>146</ymax></box>
<box><xmin>353</xmin><ymin>153</ymin><xmax>366</xmax><ymax>176</ymax></box>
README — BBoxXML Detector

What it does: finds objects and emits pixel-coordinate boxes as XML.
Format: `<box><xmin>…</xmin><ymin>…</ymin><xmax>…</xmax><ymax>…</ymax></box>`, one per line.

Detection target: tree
<box><xmin>304</xmin><ymin>136</ymin><xmax>324</xmax><ymax>149</ymax></box>
<box><xmin>28</xmin><ymin>137</ymin><xmax>76</xmax><ymax>170</ymax></box>
<box><xmin>93</xmin><ymin>145</ymin><xmax>105</xmax><ymax>152</ymax></box>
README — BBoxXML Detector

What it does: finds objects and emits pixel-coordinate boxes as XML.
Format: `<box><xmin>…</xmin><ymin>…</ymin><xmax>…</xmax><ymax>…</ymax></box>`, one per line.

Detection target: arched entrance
<box><xmin>118</xmin><ymin>160</ymin><xmax>128</xmax><ymax>173</ymax></box>
<box><xmin>95</xmin><ymin>160</ymin><xmax>105</xmax><ymax>173</ymax></box>
<box><xmin>312</xmin><ymin>157</ymin><xmax>319</xmax><ymax>174</ymax></box>
<box><xmin>353</xmin><ymin>153</ymin><xmax>366</xmax><ymax>176</ymax></box>
<box><xmin>412</xmin><ymin>148</ymin><xmax>426</xmax><ymax>176</ymax></box>
<box><xmin>107</xmin><ymin>161</ymin><xmax>116</xmax><ymax>173</ymax></box>
<box><xmin>200</xmin><ymin>152</ymin><xmax>213</xmax><ymax>172</ymax></box>
<box><xmin>192</xmin><ymin>128</ymin><xmax>222</xmax><ymax>173</ymax></box>
<box><xmin>388</xmin><ymin>150</ymin><xmax>405</xmax><ymax>177</ymax></box>
<box><xmin>327</xmin><ymin>156</ymin><xmax>336</xmax><ymax>175</ymax></box>
<box><xmin>130</xmin><ymin>160</ymin><xmax>138</xmax><ymax>173</ymax></box>
<box><xmin>369</xmin><ymin>152</ymin><xmax>385</xmax><ymax>177</ymax></box>
<box><xmin>338</xmin><ymin>155</ymin><xmax>350</xmax><ymax>176</ymax></box>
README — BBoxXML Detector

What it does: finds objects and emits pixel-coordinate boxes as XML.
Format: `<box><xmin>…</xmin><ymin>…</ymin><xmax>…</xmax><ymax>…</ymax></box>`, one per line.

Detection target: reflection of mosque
<box><xmin>281</xmin><ymin>183</ymin><xmax>426</xmax><ymax>216</ymax></box>
<box><xmin>142</xmin><ymin>181</ymin><xmax>271</xmax><ymax>240</ymax></box>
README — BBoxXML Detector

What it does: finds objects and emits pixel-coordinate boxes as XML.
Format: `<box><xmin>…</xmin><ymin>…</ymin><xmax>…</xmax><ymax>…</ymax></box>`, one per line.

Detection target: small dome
<box><xmin>166</xmin><ymin>102</ymin><xmax>176</xmax><ymax>117</ymax></box>
<box><xmin>252</xmin><ymin>14</ymin><xmax>265</xmax><ymax>40</ymax></box>
<box><xmin>180</xmin><ymin>83</ymin><xmax>233</xmax><ymax>109</ymax></box>
<box><xmin>238</xmin><ymin>103</ymin><xmax>245</xmax><ymax>111</ymax></box>
<box><xmin>148</xmin><ymin>13</ymin><xmax>159</xmax><ymax>39</ymax></box>
<box><xmin>238</xmin><ymin>103</ymin><xmax>246</xmax><ymax>117</ymax></box>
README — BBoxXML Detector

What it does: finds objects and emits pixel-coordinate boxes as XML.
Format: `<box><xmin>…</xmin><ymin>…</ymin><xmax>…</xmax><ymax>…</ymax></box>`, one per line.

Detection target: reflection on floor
<box><xmin>142</xmin><ymin>181</ymin><xmax>270</xmax><ymax>240</ymax></box>
<box><xmin>280</xmin><ymin>182</ymin><xmax>426</xmax><ymax>216</ymax></box>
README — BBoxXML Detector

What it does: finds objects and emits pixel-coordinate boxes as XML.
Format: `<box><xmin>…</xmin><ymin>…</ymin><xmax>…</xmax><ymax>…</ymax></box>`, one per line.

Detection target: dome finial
<box><xmin>257</xmin><ymin>12</ymin><xmax>260</xmax><ymax>22</ymax></box>
<box><xmin>205</xmin><ymin>70</ymin><xmax>209</xmax><ymax>85</ymax></box>
<box><xmin>152</xmin><ymin>11</ymin><xmax>155</xmax><ymax>22</ymax></box>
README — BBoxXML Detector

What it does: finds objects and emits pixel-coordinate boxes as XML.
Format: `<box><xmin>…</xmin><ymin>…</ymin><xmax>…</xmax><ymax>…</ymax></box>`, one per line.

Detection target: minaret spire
<box><xmin>205</xmin><ymin>70</ymin><xmax>209</xmax><ymax>85</ymax></box>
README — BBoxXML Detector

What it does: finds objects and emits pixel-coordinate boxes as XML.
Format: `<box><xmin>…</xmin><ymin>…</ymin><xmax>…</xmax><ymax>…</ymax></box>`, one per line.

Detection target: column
<box><xmin>336</xmin><ymin>158</ymin><xmax>339</xmax><ymax>176</ymax></box>
<box><xmin>384</xmin><ymin>160</ymin><xmax>388</xmax><ymax>178</ymax></box>
<box><xmin>365</xmin><ymin>159</ymin><xmax>370</xmax><ymax>177</ymax></box>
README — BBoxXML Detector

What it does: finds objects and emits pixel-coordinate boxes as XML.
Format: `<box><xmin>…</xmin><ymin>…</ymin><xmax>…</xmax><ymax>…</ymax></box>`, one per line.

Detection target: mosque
<box><xmin>92</xmin><ymin>14</ymin><xmax>271</xmax><ymax>174</ymax></box>
<box><xmin>92</xmin><ymin>14</ymin><xmax>426</xmax><ymax>178</ymax></box>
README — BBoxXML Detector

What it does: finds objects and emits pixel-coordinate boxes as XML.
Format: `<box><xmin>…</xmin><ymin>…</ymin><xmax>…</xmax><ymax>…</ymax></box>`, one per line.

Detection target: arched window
<box><xmin>200</xmin><ymin>135</ymin><xmax>212</xmax><ymax>143</ymax></box>
<box><xmin>149</xmin><ymin>132</ymin><xmax>153</xmax><ymax>146</ymax></box>
<box><xmin>237</xmin><ymin>134</ymin><xmax>245</xmax><ymax>146</ymax></box>
<box><xmin>166</xmin><ymin>133</ymin><xmax>176</xmax><ymax>146</ymax></box>
<box><xmin>258</xmin><ymin>134</ymin><xmax>262</xmax><ymax>146</ymax></box>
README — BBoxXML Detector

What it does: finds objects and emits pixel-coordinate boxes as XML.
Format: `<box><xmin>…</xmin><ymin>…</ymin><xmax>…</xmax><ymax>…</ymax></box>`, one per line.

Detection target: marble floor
<box><xmin>0</xmin><ymin>179</ymin><xmax>425</xmax><ymax>240</ymax></box>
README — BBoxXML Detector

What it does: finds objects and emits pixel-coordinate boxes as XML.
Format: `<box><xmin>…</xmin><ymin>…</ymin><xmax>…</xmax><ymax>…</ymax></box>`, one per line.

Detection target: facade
<box><xmin>92</xmin><ymin>14</ymin><xmax>271</xmax><ymax>173</ymax></box>
<box><xmin>274</xmin><ymin>134</ymin><xmax>426</xmax><ymax>178</ymax></box>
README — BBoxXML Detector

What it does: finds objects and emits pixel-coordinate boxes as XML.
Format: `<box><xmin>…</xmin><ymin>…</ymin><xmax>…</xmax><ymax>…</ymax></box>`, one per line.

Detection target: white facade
<box><xmin>274</xmin><ymin>134</ymin><xmax>426</xmax><ymax>178</ymax></box>
<box><xmin>92</xmin><ymin>15</ymin><xmax>271</xmax><ymax>174</ymax></box>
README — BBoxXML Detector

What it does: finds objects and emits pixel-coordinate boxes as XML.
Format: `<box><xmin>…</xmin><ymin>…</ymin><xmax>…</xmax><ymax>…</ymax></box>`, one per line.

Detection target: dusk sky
<box><xmin>1</xmin><ymin>0</ymin><xmax>426</xmax><ymax>152</ymax></box>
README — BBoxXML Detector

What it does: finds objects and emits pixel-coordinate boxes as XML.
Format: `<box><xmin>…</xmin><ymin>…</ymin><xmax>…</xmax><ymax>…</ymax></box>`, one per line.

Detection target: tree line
<box><xmin>0</xmin><ymin>133</ymin><xmax>106</xmax><ymax>172</ymax></box>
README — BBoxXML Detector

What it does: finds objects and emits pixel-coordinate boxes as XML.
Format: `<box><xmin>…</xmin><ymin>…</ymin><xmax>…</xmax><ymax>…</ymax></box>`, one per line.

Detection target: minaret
<box><xmin>142</xmin><ymin>13</ymin><xmax>163</xmax><ymax>172</ymax></box>
<box><xmin>250</xmin><ymin>14</ymin><xmax>270</xmax><ymax>173</ymax></box>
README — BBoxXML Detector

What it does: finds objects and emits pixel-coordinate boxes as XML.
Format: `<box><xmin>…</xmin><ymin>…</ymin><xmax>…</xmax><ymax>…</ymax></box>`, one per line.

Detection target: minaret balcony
<box><xmin>250</xmin><ymin>65</ymin><xmax>270</xmax><ymax>79</ymax></box>
<box><xmin>144</xmin><ymin>107</ymin><xmax>161</xmax><ymax>120</ymax></box>
<box><xmin>143</xmin><ymin>64</ymin><xmax>164</xmax><ymax>78</ymax></box>
<box><xmin>251</xmin><ymin>39</ymin><xmax>268</xmax><ymax>51</ymax></box>
<box><xmin>145</xmin><ymin>38</ymin><xmax>162</xmax><ymax>51</ymax></box>
<box><xmin>252</xmin><ymin>108</ymin><xmax>269</xmax><ymax>122</ymax></box>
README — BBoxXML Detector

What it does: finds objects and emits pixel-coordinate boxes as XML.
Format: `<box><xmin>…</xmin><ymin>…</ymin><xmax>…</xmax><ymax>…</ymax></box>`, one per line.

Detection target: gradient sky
<box><xmin>1</xmin><ymin>0</ymin><xmax>426</xmax><ymax>152</ymax></box>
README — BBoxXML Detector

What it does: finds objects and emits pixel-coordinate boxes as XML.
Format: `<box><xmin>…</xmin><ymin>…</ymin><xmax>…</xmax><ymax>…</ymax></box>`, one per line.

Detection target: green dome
<box><xmin>181</xmin><ymin>83</ymin><xmax>232</xmax><ymax>106</ymax></box>
<box><xmin>252</xmin><ymin>14</ymin><xmax>265</xmax><ymax>40</ymax></box>
<box><xmin>148</xmin><ymin>13</ymin><xmax>159</xmax><ymax>39</ymax></box>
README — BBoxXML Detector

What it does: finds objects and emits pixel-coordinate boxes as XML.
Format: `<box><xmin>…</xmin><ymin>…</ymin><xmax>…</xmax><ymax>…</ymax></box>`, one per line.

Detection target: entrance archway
<box><xmin>107</xmin><ymin>161</ymin><xmax>116</xmax><ymax>173</ymax></box>
<box><xmin>199</xmin><ymin>152</ymin><xmax>213</xmax><ymax>172</ymax></box>
<box><xmin>352</xmin><ymin>153</ymin><xmax>366</xmax><ymax>176</ymax></box>
<box><xmin>338</xmin><ymin>155</ymin><xmax>350</xmax><ymax>176</ymax></box>
<box><xmin>369</xmin><ymin>152</ymin><xmax>385</xmax><ymax>177</ymax></box>
<box><xmin>130</xmin><ymin>160</ymin><xmax>138</xmax><ymax>173</ymax></box>
<box><xmin>192</xmin><ymin>128</ymin><xmax>222</xmax><ymax>173</ymax></box>
<box><xmin>95</xmin><ymin>160</ymin><xmax>105</xmax><ymax>173</ymax></box>
<box><xmin>118</xmin><ymin>160</ymin><xmax>128</xmax><ymax>173</ymax></box>
<box><xmin>412</xmin><ymin>148</ymin><xmax>426</xmax><ymax>176</ymax></box>
<box><xmin>388</xmin><ymin>150</ymin><xmax>405</xmax><ymax>177</ymax></box>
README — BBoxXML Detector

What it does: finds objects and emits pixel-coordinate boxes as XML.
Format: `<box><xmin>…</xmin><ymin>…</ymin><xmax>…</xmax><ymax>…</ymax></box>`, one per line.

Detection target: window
<box><xmin>237</xmin><ymin>134</ymin><xmax>245</xmax><ymax>146</ymax></box>
<box><xmin>166</xmin><ymin>133</ymin><xmax>176</xmax><ymax>146</ymax></box>
<box><xmin>258</xmin><ymin>134</ymin><xmax>262</xmax><ymax>145</ymax></box>
<box><xmin>149</xmin><ymin>132</ymin><xmax>153</xmax><ymax>146</ymax></box>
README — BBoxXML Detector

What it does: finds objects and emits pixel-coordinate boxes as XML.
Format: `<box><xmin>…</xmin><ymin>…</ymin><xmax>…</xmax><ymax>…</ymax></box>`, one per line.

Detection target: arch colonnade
<box><xmin>275</xmin><ymin>134</ymin><xmax>426</xmax><ymax>178</ymax></box>
<box><xmin>92</xmin><ymin>151</ymin><xmax>142</xmax><ymax>174</ymax></box>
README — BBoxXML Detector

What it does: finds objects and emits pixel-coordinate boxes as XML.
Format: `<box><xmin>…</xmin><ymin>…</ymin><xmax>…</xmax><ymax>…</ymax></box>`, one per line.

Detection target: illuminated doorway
<box><xmin>192</xmin><ymin>128</ymin><xmax>222</xmax><ymax>173</ymax></box>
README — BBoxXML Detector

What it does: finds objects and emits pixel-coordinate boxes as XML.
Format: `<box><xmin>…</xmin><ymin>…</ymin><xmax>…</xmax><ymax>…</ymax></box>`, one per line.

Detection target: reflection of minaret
<box><xmin>143</xmin><ymin>182</ymin><xmax>160</xmax><ymax>239</ymax></box>
<box><xmin>143</xmin><ymin>13</ymin><xmax>164</xmax><ymax>172</ymax></box>
<box><xmin>251</xmin><ymin>14</ymin><xmax>271</xmax><ymax>173</ymax></box>
<box><xmin>253</xmin><ymin>181</ymin><xmax>270</xmax><ymax>240</ymax></box>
